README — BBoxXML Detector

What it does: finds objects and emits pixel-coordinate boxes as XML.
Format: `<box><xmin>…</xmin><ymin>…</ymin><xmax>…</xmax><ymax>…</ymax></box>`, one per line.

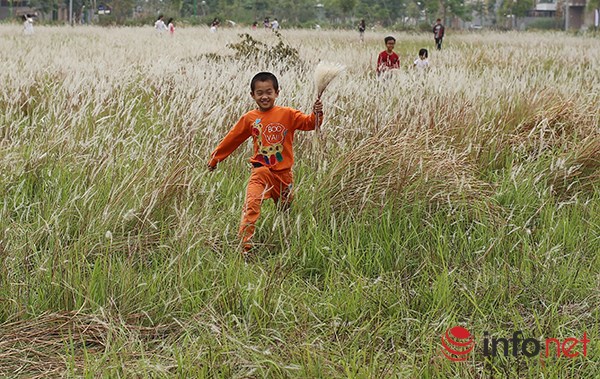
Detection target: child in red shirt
<box><xmin>376</xmin><ymin>36</ymin><xmax>400</xmax><ymax>77</ymax></box>
<box><xmin>208</xmin><ymin>72</ymin><xmax>323</xmax><ymax>257</ymax></box>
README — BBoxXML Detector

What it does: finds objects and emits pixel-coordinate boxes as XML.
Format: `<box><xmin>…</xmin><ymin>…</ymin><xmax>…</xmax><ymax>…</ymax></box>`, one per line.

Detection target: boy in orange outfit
<box><xmin>208</xmin><ymin>72</ymin><xmax>324</xmax><ymax>256</ymax></box>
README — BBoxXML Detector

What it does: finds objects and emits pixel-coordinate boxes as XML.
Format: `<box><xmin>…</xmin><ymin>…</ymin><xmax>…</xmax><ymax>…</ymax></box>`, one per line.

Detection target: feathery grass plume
<box><xmin>314</xmin><ymin>61</ymin><xmax>345</xmax><ymax>133</ymax></box>
<box><xmin>314</xmin><ymin>61</ymin><xmax>345</xmax><ymax>100</ymax></box>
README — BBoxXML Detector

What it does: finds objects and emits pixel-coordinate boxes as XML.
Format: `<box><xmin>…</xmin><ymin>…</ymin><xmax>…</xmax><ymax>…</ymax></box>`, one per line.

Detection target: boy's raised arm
<box><xmin>294</xmin><ymin>100</ymin><xmax>324</xmax><ymax>131</ymax></box>
<box><xmin>208</xmin><ymin>116</ymin><xmax>251</xmax><ymax>170</ymax></box>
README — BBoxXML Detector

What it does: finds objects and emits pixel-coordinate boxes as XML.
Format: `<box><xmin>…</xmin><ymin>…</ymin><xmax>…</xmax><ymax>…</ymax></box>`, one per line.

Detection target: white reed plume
<box><xmin>314</xmin><ymin>61</ymin><xmax>345</xmax><ymax>100</ymax></box>
<box><xmin>314</xmin><ymin>61</ymin><xmax>345</xmax><ymax>133</ymax></box>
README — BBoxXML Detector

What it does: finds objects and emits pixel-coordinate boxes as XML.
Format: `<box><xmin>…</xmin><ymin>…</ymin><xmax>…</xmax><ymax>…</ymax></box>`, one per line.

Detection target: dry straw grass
<box><xmin>0</xmin><ymin>311</ymin><xmax>176</xmax><ymax>377</ymax></box>
<box><xmin>317</xmin><ymin>128</ymin><xmax>493</xmax><ymax>215</ymax></box>
<box><xmin>548</xmin><ymin>136</ymin><xmax>600</xmax><ymax>198</ymax></box>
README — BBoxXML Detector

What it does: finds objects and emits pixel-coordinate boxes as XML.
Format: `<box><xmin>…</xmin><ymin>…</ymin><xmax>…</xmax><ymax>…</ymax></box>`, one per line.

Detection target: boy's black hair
<box><xmin>384</xmin><ymin>36</ymin><xmax>396</xmax><ymax>43</ymax></box>
<box><xmin>419</xmin><ymin>48</ymin><xmax>428</xmax><ymax>58</ymax></box>
<box><xmin>251</xmin><ymin>72</ymin><xmax>279</xmax><ymax>93</ymax></box>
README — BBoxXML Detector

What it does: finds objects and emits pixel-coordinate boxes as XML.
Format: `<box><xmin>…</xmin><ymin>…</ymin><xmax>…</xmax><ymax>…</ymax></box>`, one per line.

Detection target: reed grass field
<box><xmin>0</xmin><ymin>25</ymin><xmax>599</xmax><ymax>378</ymax></box>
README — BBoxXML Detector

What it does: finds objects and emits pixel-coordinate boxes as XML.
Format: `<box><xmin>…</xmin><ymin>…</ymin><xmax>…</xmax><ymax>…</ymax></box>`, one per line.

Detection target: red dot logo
<box><xmin>441</xmin><ymin>326</ymin><xmax>475</xmax><ymax>361</ymax></box>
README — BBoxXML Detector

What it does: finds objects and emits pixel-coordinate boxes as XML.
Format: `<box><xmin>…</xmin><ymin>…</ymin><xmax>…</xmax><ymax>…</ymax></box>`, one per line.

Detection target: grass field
<box><xmin>0</xmin><ymin>25</ymin><xmax>599</xmax><ymax>378</ymax></box>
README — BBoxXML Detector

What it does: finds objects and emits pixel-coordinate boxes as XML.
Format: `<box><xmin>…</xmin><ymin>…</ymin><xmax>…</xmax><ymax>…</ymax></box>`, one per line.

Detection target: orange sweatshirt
<box><xmin>209</xmin><ymin>106</ymin><xmax>322</xmax><ymax>172</ymax></box>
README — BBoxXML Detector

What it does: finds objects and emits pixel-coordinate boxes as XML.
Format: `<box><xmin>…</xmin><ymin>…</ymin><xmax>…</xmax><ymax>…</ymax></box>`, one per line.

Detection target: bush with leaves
<box><xmin>226</xmin><ymin>32</ymin><xmax>303</xmax><ymax>69</ymax></box>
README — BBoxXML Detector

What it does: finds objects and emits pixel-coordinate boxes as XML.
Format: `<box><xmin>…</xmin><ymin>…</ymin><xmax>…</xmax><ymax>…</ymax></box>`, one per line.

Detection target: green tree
<box><xmin>500</xmin><ymin>0</ymin><xmax>533</xmax><ymax>17</ymax></box>
<box><xmin>420</xmin><ymin>0</ymin><xmax>439</xmax><ymax>23</ymax></box>
<box><xmin>107</xmin><ymin>0</ymin><xmax>134</xmax><ymax>21</ymax></box>
<box><xmin>441</xmin><ymin>0</ymin><xmax>469</xmax><ymax>22</ymax></box>
<box><xmin>28</xmin><ymin>0</ymin><xmax>55</xmax><ymax>14</ymax></box>
<box><xmin>337</xmin><ymin>0</ymin><xmax>356</xmax><ymax>16</ymax></box>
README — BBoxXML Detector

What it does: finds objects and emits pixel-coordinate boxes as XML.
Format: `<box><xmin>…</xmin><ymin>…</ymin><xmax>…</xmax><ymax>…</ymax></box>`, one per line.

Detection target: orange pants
<box><xmin>239</xmin><ymin>166</ymin><xmax>293</xmax><ymax>248</ymax></box>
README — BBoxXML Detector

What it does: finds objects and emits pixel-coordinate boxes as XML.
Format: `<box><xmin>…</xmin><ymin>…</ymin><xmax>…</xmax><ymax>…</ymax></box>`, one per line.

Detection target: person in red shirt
<box><xmin>208</xmin><ymin>72</ymin><xmax>323</xmax><ymax>258</ymax></box>
<box><xmin>376</xmin><ymin>36</ymin><xmax>400</xmax><ymax>77</ymax></box>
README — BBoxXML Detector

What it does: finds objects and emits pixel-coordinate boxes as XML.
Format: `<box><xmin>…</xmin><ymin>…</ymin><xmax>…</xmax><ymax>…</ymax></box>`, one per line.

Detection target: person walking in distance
<box><xmin>167</xmin><ymin>18</ymin><xmax>175</xmax><ymax>35</ymax></box>
<box><xmin>433</xmin><ymin>18</ymin><xmax>445</xmax><ymax>50</ymax></box>
<box><xmin>23</xmin><ymin>15</ymin><xmax>34</xmax><ymax>35</ymax></box>
<box><xmin>271</xmin><ymin>18</ymin><xmax>279</xmax><ymax>31</ymax></box>
<box><xmin>155</xmin><ymin>15</ymin><xmax>167</xmax><ymax>34</ymax></box>
<box><xmin>210</xmin><ymin>18</ymin><xmax>220</xmax><ymax>32</ymax></box>
<box><xmin>155</xmin><ymin>15</ymin><xmax>166</xmax><ymax>32</ymax></box>
<box><xmin>358</xmin><ymin>19</ymin><xmax>366</xmax><ymax>42</ymax></box>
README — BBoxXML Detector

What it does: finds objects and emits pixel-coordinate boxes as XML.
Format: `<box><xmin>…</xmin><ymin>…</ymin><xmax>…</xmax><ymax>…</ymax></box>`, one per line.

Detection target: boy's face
<box><xmin>251</xmin><ymin>80</ymin><xmax>279</xmax><ymax>111</ymax></box>
<box><xmin>386</xmin><ymin>40</ymin><xmax>395</xmax><ymax>52</ymax></box>
<box><xmin>420</xmin><ymin>54</ymin><xmax>426</xmax><ymax>60</ymax></box>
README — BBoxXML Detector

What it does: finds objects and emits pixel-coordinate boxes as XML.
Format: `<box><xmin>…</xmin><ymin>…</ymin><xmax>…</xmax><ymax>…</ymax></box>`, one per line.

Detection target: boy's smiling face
<box><xmin>386</xmin><ymin>40</ymin><xmax>395</xmax><ymax>53</ymax></box>
<box><xmin>251</xmin><ymin>80</ymin><xmax>279</xmax><ymax>111</ymax></box>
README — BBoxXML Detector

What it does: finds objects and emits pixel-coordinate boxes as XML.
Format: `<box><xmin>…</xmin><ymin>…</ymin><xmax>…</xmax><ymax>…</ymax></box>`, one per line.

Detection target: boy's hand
<box><xmin>207</xmin><ymin>164</ymin><xmax>216</xmax><ymax>172</ymax></box>
<box><xmin>313</xmin><ymin>100</ymin><xmax>323</xmax><ymax>115</ymax></box>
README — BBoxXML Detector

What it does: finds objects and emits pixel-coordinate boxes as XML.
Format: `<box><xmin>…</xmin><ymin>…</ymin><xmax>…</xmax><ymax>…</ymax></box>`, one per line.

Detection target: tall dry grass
<box><xmin>0</xmin><ymin>25</ymin><xmax>599</xmax><ymax>377</ymax></box>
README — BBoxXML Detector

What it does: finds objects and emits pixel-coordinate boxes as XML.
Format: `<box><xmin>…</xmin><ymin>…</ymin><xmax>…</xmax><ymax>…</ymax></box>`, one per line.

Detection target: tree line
<box><xmin>22</xmin><ymin>0</ymin><xmax>541</xmax><ymax>27</ymax></box>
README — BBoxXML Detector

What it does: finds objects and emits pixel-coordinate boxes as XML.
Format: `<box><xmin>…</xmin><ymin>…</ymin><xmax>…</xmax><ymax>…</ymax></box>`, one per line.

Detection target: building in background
<box><xmin>0</xmin><ymin>0</ymin><xmax>69</xmax><ymax>22</ymax></box>
<box><xmin>526</xmin><ymin>0</ymin><xmax>591</xmax><ymax>30</ymax></box>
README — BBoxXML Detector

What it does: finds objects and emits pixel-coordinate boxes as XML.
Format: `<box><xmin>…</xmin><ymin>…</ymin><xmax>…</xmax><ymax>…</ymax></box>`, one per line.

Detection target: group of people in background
<box><xmin>151</xmin><ymin>15</ymin><xmax>442</xmax><ymax>49</ymax></box>
<box><xmin>359</xmin><ymin>18</ymin><xmax>444</xmax><ymax>50</ymax></box>
<box><xmin>376</xmin><ymin>35</ymin><xmax>430</xmax><ymax>77</ymax></box>
<box><xmin>151</xmin><ymin>14</ymin><xmax>442</xmax><ymax>77</ymax></box>
<box><xmin>371</xmin><ymin>18</ymin><xmax>444</xmax><ymax>77</ymax></box>
<box><xmin>251</xmin><ymin>17</ymin><xmax>279</xmax><ymax>31</ymax></box>
<box><xmin>154</xmin><ymin>15</ymin><xmax>175</xmax><ymax>35</ymax></box>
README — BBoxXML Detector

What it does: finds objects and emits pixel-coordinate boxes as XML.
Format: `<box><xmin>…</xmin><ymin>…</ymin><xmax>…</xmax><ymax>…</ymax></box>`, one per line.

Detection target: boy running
<box><xmin>208</xmin><ymin>72</ymin><xmax>324</xmax><ymax>257</ymax></box>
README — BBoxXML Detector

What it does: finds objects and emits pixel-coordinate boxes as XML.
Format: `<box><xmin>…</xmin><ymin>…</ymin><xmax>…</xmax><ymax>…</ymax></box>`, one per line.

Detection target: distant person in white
<box><xmin>210</xmin><ymin>18</ymin><xmax>220</xmax><ymax>33</ymax></box>
<box><xmin>154</xmin><ymin>15</ymin><xmax>167</xmax><ymax>33</ymax></box>
<box><xmin>413</xmin><ymin>48</ymin><xmax>429</xmax><ymax>69</ymax></box>
<box><xmin>23</xmin><ymin>15</ymin><xmax>34</xmax><ymax>35</ymax></box>
<box><xmin>271</xmin><ymin>18</ymin><xmax>279</xmax><ymax>31</ymax></box>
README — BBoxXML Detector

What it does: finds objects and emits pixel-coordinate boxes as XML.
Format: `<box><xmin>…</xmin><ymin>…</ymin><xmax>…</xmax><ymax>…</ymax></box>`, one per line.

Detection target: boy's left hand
<box><xmin>313</xmin><ymin>100</ymin><xmax>323</xmax><ymax>115</ymax></box>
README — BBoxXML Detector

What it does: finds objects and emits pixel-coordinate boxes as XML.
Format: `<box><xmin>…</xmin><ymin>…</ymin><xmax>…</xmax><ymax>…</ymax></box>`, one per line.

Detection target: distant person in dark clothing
<box><xmin>433</xmin><ymin>18</ymin><xmax>445</xmax><ymax>50</ymax></box>
<box><xmin>358</xmin><ymin>19</ymin><xmax>366</xmax><ymax>42</ymax></box>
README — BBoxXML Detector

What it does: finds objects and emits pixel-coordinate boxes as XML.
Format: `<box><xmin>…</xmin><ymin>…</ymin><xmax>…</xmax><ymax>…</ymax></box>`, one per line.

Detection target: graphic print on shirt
<box><xmin>252</xmin><ymin>118</ymin><xmax>288</xmax><ymax>165</ymax></box>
